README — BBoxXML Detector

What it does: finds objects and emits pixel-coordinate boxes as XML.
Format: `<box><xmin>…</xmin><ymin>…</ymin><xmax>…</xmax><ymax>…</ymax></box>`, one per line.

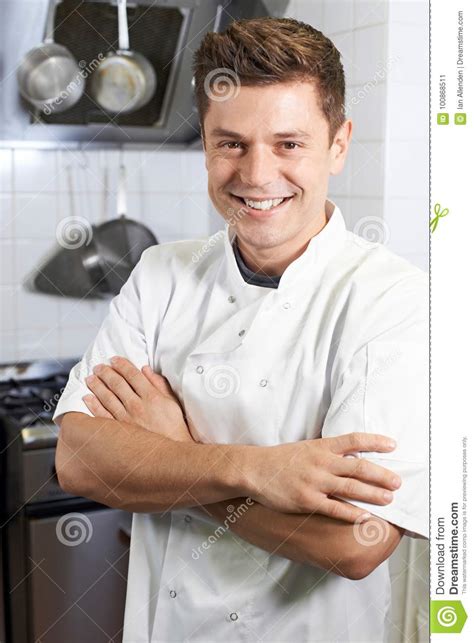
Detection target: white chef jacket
<box><xmin>53</xmin><ymin>200</ymin><xmax>428</xmax><ymax>643</ymax></box>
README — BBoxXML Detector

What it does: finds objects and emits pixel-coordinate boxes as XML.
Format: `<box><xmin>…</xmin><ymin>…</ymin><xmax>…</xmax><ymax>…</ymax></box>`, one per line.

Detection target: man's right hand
<box><xmin>244</xmin><ymin>433</ymin><xmax>401</xmax><ymax>523</ymax></box>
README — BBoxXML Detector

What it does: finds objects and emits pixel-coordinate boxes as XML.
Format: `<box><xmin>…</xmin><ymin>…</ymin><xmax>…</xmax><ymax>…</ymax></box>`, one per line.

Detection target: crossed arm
<box><xmin>56</xmin><ymin>357</ymin><xmax>403</xmax><ymax>580</ymax></box>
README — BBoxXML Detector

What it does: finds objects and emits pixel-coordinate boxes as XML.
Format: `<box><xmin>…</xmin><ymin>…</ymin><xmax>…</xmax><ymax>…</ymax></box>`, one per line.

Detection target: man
<box><xmin>54</xmin><ymin>17</ymin><xmax>428</xmax><ymax>643</ymax></box>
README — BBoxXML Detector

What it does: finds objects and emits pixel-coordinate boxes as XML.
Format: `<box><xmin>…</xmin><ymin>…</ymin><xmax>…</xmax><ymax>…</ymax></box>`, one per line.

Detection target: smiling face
<box><xmin>202</xmin><ymin>80</ymin><xmax>351</xmax><ymax>274</ymax></box>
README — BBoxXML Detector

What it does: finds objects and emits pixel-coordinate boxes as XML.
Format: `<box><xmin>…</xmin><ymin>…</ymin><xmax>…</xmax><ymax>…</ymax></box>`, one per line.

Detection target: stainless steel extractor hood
<box><xmin>1</xmin><ymin>0</ymin><xmax>289</xmax><ymax>148</ymax></box>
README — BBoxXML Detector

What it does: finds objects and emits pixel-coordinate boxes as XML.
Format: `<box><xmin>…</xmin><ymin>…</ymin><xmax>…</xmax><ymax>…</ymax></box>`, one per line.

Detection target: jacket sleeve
<box><xmin>321</xmin><ymin>275</ymin><xmax>429</xmax><ymax>539</ymax></box>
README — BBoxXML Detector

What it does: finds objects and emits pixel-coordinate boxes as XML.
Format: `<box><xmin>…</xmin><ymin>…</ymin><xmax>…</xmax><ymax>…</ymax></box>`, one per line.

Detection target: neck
<box><xmin>236</xmin><ymin>210</ymin><xmax>329</xmax><ymax>276</ymax></box>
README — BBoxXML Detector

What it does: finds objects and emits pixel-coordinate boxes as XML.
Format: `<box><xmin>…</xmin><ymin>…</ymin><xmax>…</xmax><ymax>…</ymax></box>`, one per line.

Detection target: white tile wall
<box><xmin>353</xmin><ymin>0</ymin><xmax>389</xmax><ymax>27</ymax></box>
<box><xmin>350</xmin><ymin>140</ymin><xmax>385</xmax><ymax>197</ymax></box>
<box><xmin>347</xmin><ymin>82</ymin><xmax>386</xmax><ymax>140</ymax></box>
<box><xmin>0</xmin><ymin>148</ymin><xmax>213</xmax><ymax>363</ymax></box>
<box><xmin>323</xmin><ymin>0</ymin><xmax>354</xmax><ymax>34</ymax></box>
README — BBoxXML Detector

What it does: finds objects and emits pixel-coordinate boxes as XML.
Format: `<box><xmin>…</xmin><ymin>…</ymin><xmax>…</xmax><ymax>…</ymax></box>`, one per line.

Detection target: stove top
<box><xmin>0</xmin><ymin>358</ymin><xmax>78</xmax><ymax>427</ymax></box>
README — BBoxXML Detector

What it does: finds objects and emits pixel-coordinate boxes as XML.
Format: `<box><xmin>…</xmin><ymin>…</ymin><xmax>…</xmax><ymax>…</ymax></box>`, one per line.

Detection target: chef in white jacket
<box><xmin>53</xmin><ymin>16</ymin><xmax>428</xmax><ymax>643</ymax></box>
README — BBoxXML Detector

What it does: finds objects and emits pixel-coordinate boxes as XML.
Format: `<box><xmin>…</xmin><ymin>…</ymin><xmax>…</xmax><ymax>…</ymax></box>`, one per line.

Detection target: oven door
<box><xmin>27</xmin><ymin>507</ymin><xmax>132</xmax><ymax>643</ymax></box>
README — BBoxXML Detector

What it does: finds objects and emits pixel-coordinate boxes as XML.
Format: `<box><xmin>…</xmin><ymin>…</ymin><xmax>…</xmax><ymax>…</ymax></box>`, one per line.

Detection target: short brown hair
<box><xmin>192</xmin><ymin>17</ymin><xmax>346</xmax><ymax>144</ymax></box>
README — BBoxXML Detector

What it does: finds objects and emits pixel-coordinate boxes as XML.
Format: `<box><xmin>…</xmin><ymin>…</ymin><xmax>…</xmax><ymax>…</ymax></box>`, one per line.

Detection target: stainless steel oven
<box><xmin>0</xmin><ymin>359</ymin><xmax>132</xmax><ymax>643</ymax></box>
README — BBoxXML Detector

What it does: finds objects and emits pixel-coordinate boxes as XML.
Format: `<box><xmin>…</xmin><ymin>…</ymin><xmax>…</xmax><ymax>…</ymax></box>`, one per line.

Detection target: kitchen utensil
<box><xmin>17</xmin><ymin>0</ymin><xmax>85</xmax><ymax>114</ymax></box>
<box><xmin>90</xmin><ymin>0</ymin><xmax>157</xmax><ymax>114</ymax></box>
<box><xmin>26</xmin><ymin>162</ymin><xmax>158</xmax><ymax>299</ymax></box>
<box><xmin>81</xmin><ymin>163</ymin><xmax>158</xmax><ymax>293</ymax></box>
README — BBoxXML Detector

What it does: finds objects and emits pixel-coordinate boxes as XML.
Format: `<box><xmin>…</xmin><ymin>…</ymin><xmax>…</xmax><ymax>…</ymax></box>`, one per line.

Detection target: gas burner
<box><xmin>0</xmin><ymin>359</ymin><xmax>77</xmax><ymax>424</ymax></box>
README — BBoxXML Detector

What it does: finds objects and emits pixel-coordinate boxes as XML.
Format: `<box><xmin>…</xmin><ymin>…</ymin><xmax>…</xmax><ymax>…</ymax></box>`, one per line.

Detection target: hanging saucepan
<box><xmin>17</xmin><ymin>0</ymin><xmax>85</xmax><ymax>114</ymax></box>
<box><xmin>90</xmin><ymin>0</ymin><xmax>157</xmax><ymax>114</ymax></box>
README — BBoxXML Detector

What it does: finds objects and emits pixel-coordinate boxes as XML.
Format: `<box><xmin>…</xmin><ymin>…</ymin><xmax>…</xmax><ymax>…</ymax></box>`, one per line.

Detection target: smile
<box><xmin>231</xmin><ymin>194</ymin><xmax>294</xmax><ymax>215</ymax></box>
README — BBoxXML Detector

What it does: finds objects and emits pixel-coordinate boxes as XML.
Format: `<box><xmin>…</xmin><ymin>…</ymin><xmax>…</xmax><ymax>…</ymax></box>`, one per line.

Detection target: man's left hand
<box><xmin>83</xmin><ymin>356</ymin><xmax>195</xmax><ymax>442</ymax></box>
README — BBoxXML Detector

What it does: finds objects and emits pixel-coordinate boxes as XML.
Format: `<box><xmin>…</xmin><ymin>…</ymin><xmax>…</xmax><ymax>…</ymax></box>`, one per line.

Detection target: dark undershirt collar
<box><xmin>232</xmin><ymin>239</ymin><xmax>281</xmax><ymax>288</ymax></box>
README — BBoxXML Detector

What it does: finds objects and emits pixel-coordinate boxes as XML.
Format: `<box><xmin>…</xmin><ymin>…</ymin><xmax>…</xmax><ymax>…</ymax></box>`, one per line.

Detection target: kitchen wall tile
<box><xmin>350</xmin><ymin>141</ymin><xmax>384</xmax><ymax>197</ymax></box>
<box><xmin>323</xmin><ymin>0</ymin><xmax>353</xmax><ymax>35</ymax></box>
<box><xmin>0</xmin><ymin>331</ymin><xmax>17</xmax><ymax>364</ymax></box>
<box><xmin>386</xmin><ymin>23</ymin><xmax>428</xmax><ymax>85</ymax></box>
<box><xmin>329</xmin><ymin>150</ymin><xmax>352</xmax><ymax>197</ymax></box>
<box><xmin>0</xmin><ymin>194</ymin><xmax>14</xmax><ymax>238</ymax></box>
<box><xmin>97</xmin><ymin>150</ymin><xmax>120</xmax><ymax>198</ymax></box>
<box><xmin>17</xmin><ymin>328</ymin><xmax>60</xmax><ymax>361</ymax></box>
<box><xmin>353</xmin><ymin>25</ymin><xmax>388</xmax><ymax>86</ymax></box>
<box><xmin>58</xmin><ymin>297</ymin><xmax>110</xmax><ymax>331</ymax></box>
<box><xmin>143</xmin><ymin>192</ymin><xmax>185</xmax><ymax>239</ymax></box>
<box><xmin>16</xmin><ymin>290</ymin><xmax>59</xmax><ymax>330</ymax></box>
<box><xmin>181</xmin><ymin>194</ymin><xmax>212</xmax><ymax>238</ymax></box>
<box><xmin>384</xmin><ymin>197</ymin><xmax>428</xmax><ymax>256</ymax></box>
<box><xmin>58</xmin><ymin>326</ymin><xmax>101</xmax><ymax>360</ymax></box>
<box><xmin>182</xmin><ymin>151</ymin><xmax>208</xmax><ymax>193</ymax></box>
<box><xmin>13</xmin><ymin>149</ymin><xmax>58</xmax><ymax>193</ymax></box>
<box><xmin>56</xmin><ymin>191</ymin><xmax>103</xmax><ymax>225</ymax></box>
<box><xmin>384</xmin><ymin>141</ymin><xmax>428</xmax><ymax>199</ymax></box>
<box><xmin>347</xmin><ymin>81</ymin><xmax>386</xmax><ymax>140</ymax></box>
<box><xmin>0</xmin><ymin>241</ymin><xmax>15</xmax><ymax>285</ymax></box>
<box><xmin>57</xmin><ymin>149</ymin><xmax>104</xmax><ymax>193</ymax></box>
<box><xmin>14</xmin><ymin>238</ymin><xmax>58</xmax><ymax>288</ymax></box>
<box><xmin>330</xmin><ymin>197</ymin><xmax>351</xmax><ymax>227</ymax></box>
<box><xmin>15</xmin><ymin>193</ymin><xmax>58</xmax><ymax>238</ymax></box>
<box><xmin>331</xmin><ymin>31</ymin><xmax>356</xmax><ymax>86</ymax></box>
<box><xmin>287</xmin><ymin>0</ymin><xmax>323</xmax><ymax>27</ymax></box>
<box><xmin>389</xmin><ymin>0</ymin><xmax>428</xmax><ymax>26</ymax></box>
<box><xmin>386</xmin><ymin>82</ymin><xmax>428</xmax><ymax>141</ymax></box>
<box><xmin>353</xmin><ymin>1</ymin><xmax>389</xmax><ymax>28</ymax></box>
<box><xmin>0</xmin><ymin>149</ymin><xmax>13</xmax><ymax>192</ymax></box>
<box><xmin>0</xmin><ymin>285</ymin><xmax>18</xmax><ymax>332</ymax></box>
<box><xmin>121</xmin><ymin>150</ymin><xmax>145</xmax><ymax>193</ymax></box>
<box><xmin>349</xmin><ymin>197</ymin><xmax>385</xmax><ymax>235</ymax></box>
<box><xmin>208</xmin><ymin>203</ymin><xmax>225</xmax><ymax>235</ymax></box>
<box><xmin>284</xmin><ymin>0</ymin><xmax>298</xmax><ymax>19</ymax></box>
<box><xmin>141</xmin><ymin>151</ymin><xmax>184</xmax><ymax>192</ymax></box>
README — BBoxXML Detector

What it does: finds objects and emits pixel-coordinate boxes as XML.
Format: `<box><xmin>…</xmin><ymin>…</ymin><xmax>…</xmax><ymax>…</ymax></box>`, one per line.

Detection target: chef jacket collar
<box><xmin>223</xmin><ymin>199</ymin><xmax>347</xmax><ymax>294</ymax></box>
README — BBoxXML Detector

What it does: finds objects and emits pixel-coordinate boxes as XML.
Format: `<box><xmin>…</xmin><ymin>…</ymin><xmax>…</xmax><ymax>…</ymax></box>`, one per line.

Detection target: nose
<box><xmin>238</xmin><ymin>144</ymin><xmax>278</xmax><ymax>189</ymax></box>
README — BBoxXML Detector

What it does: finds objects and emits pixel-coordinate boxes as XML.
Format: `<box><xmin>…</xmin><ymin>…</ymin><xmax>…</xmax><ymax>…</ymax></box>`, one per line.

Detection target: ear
<box><xmin>329</xmin><ymin>119</ymin><xmax>352</xmax><ymax>176</ymax></box>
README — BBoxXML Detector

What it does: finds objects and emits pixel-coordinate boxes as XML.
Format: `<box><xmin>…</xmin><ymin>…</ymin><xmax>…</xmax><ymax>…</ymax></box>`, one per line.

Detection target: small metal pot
<box><xmin>17</xmin><ymin>0</ymin><xmax>85</xmax><ymax>114</ymax></box>
<box><xmin>90</xmin><ymin>0</ymin><xmax>157</xmax><ymax>115</ymax></box>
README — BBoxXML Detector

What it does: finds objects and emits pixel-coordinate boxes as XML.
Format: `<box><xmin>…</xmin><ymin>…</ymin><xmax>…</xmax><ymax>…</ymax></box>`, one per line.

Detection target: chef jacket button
<box><xmin>283</xmin><ymin>302</ymin><xmax>291</xmax><ymax>309</ymax></box>
<box><xmin>169</xmin><ymin>590</ymin><xmax>177</xmax><ymax>598</ymax></box>
<box><xmin>238</xmin><ymin>329</ymin><xmax>246</xmax><ymax>337</ymax></box>
<box><xmin>228</xmin><ymin>295</ymin><xmax>236</xmax><ymax>303</ymax></box>
<box><xmin>229</xmin><ymin>612</ymin><xmax>239</xmax><ymax>621</ymax></box>
<box><xmin>184</xmin><ymin>515</ymin><xmax>192</xmax><ymax>523</ymax></box>
<box><xmin>196</xmin><ymin>365</ymin><xmax>204</xmax><ymax>374</ymax></box>
<box><xmin>259</xmin><ymin>379</ymin><xmax>268</xmax><ymax>387</ymax></box>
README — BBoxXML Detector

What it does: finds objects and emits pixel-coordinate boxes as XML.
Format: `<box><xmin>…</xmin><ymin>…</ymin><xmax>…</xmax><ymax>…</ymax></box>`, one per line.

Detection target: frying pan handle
<box><xmin>117</xmin><ymin>164</ymin><xmax>127</xmax><ymax>218</ymax></box>
<box><xmin>117</xmin><ymin>0</ymin><xmax>130</xmax><ymax>52</ymax></box>
<box><xmin>43</xmin><ymin>0</ymin><xmax>59</xmax><ymax>44</ymax></box>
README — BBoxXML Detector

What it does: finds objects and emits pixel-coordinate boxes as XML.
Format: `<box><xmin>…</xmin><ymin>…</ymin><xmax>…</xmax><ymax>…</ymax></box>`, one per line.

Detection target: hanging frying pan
<box><xmin>90</xmin><ymin>0</ymin><xmax>157</xmax><ymax>114</ymax></box>
<box><xmin>26</xmin><ymin>163</ymin><xmax>158</xmax><ymax>299</ymax></box>
<box><xmin>17</xmin><ymin>0</ymin><xmax>85</xmax><ymax>114</ymax></box>
<box><xmin>81</xmin><ymin>163</ymin><xmax>158</xmax><ymax>294</ymax></box>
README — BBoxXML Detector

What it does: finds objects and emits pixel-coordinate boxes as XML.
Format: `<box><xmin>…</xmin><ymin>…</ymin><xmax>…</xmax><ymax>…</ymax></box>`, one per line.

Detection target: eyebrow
<box><xmin>209</xmin><ymin>127</ymin><xmax>311</xmax><ymax>140</ymax></box>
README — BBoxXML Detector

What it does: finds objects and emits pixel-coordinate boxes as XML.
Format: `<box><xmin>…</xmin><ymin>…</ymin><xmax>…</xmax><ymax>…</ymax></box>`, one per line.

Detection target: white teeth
<box><xmin>243</xmin><ymin>197</ymin><xmax>286</xmax><ymax>210</ymax></box>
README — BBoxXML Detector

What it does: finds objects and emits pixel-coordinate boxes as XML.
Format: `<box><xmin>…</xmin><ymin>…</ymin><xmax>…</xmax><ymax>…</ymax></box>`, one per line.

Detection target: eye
<box><xmin>221</xmin><ymin>141</ymin><xmax>243</xmax><ymax>150</ymax></box>
<box><xmin>281</xmin><ymin>141</ymin><xmax>300</xmax><ymax>150</ymax></box>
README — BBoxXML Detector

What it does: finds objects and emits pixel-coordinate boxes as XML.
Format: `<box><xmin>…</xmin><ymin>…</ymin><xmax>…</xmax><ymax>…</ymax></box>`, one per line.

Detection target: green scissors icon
<box><xmin>430</xmin><ymin>203</ymin><xmax>449</xmax><ymax>233</ymax></box>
